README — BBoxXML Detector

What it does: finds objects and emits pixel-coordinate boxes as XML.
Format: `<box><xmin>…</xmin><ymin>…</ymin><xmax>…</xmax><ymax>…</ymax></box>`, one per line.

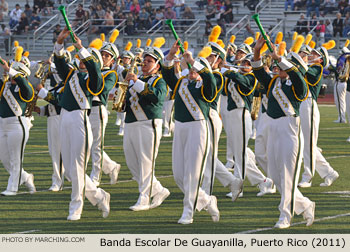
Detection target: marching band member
<box><xmin>0</xmin><ymin>47</ymin><xmax>36</xmax><ymax>196</ymax></box>
<box><xmin>298</xmin><ymin>41</ymin><xmax>339</xmax><ymax>188</ymax></box>
<box><xmin>89</xmin><ymin>31</ymin><xmax>122</xmax><ymax>187</ymax></box>
<box><xmin>54</xmin><ymin>28</ymin><xmax>110</xmax><ymax>221</ymax></box>
<box><xmin>252</xmin><ymin>36</ymin><xmax>315</xmax><ymax>229</ymax></box>
<box><xmin>162</xmin><ymin>41</ymin><xmax>219</xmax><ymax>224</ymax></box>
<box><xmin>123</xmin><ymin>37</ymin><xmax>170</xmax><ymax>212</ymax></box>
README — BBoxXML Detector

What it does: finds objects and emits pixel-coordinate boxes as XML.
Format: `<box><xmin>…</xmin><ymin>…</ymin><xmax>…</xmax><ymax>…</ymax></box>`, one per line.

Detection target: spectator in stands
<box><xmin>343</xmin><ymin>12</ymin><xmax>350</xmax><ymax>37</ymax></box>
<box><xmin>295</xmin><ymin>13</ymin><xmax>309</xmax><ymax>34</ymax></box>
<box><xmin>0</xmin><ymin>0</ymin><xmax>8</xmax><ymax>22</ymax></box>
<box><xmin>325</xmin><ymin>18</ymin><xmax>333</xmax><ymax>41</ymax></box>
<box><xmin>217</xmin><ymin>18</ymin><xmax>226</xmax><ymax>38</ymax></box>
<box><xmin>204</xmin><ymin>20</ymin><xmax>212</xmax><ymax>36</ymax></box>
<box><xmin>113</xmin><ymin>5</ymin><xmax>123</xmax><ymax>19</ymax></box>
<box><xmin>145</xmin><ymin>1</ymin><xmax>153</xmax><ymax>14</ymax></box>
<box><xmin>73</xmin><ymin>4</ymin><xmax>85</xmax><ymax>27</ymax></box>
<box><xmin>285</xmin><ymin>0</ymin><xmax>294</xmax><ymax>11</ymax></box>
<box><xmin>181</xmin><ymin>6</ymin><xmax>195</xmax><ymax>30</ymax></box>
<box><xmin>321</xmin><ymin>0</ymin><xmax>337</xmax><ymax>16</ymax></box>
<box><xmin>130</xmin><ymin>0</ymin><xmax>141</xmax><ymax>15</ymax></box>
<box><xmin>88</xmin><ymin>5</ymin><xmax>97</xmax><ymax>18</ymax></box>
<box><xmin>165</xmin><ymin>0</ymin><xmax>175</xmax><ymax>9</ymax></box>
<box><xmin>15</xmin><ymin>12</ymin><xmax>29</xmax><ymax>34</ymax></box>
<box><xmin>306</xmin><ymin>0</ymin><xmax>320</xmax><ymax>17</ymax></box>
<box><xmin>24</xmin><ymin>4</ymin><xmax>32</xmax><ymax>21</ymax></box>
<box><xmin>138</xmin><ymin>7</ymin><xmax>150</xmax><ymax>30</ymax></box>
<box><xmin>196</xmin><ymin>0</ymin><xmax>207</xmax><ymax>10</ymax></box>
<box><xmin>164</xmin><ymin>6</ymin><xmax>176</xmax><ymax>20</ymax></box>
<box><xmin>173</xmin><ymin>0</ymin><xmax>185</xmax><ymax>19</ymax></box>
<box><xmin>221</xmin><ymin>0</ymin><xmax>233</xmax><ymax>23</ymax></box>
<box><xmin>126</xmin><ymin>12</ymin><xmax>134</xmax><ymax>35</ymax></box>
<box><xmin>87</xmin><ymin>12</ymin><xmax>100</xmax><ymax>35</ymax></box>
<box><xmin>9</xmin><ymin>4</ymin><xmax>22</xmax><ymax>29</ymax></box>
<box><xmin>96</xmin><ymin>4</ymin><xmax>105</xmax><ymax>21</ymax></box>
<box><xmin>294</xmin><ymin>0</ymin><xmax>307</xmax><ymax>11</ymax></box>
<box><xmin>52</xmin><ymin>24</ymin><xmax>61</xmax><ymax>43</ymax></box>
<box><xmin>338</xmin><ymin>0</ymin><xmax>348</xmax><ymax>15</ymax></box>
<box><xmin>42</xmin><ymin>0</ymin><xmax>53</xmax><ymax>16</ymax></box>
<box><xmin>206</xmin><ymin>0</ymin><xmax>216</xmax><ymax>20</ymax></box>
<box><xmin>100</xmin><ymin>10</ymin><xmax>114</xmax><ymax>34</ymax></box>
<box><xmin>308</xmin><ymin>12</ymin><xmax>318</xmax><ymax>31</ymax></box>
<box><xmin>315</xmin><ymin>19</ymin><xmax>325</xmax><ymax>44</ymax></box>
<box><xmin>243</xmin><ymin>23</ymin><xmax>254</xmax><ymax>38</ymax></box>
<box><xmin>333</xmin><ymin>12</ymin><xmax>343</xmax><ymax>37</ymax></box>
<box><xmin>30</xmin><ymin>11</ymin><xmax>41</xmax><ymax>30</ymax></box>
<box><xmin>151</xmin><ymin>8</ymin><xmax>164</xmax><ymax>28</ymax></box>
<box><xmin>1</xmin><ymin>25</ymin><xmax>11</xmax><ymax>56</ymax></box>
<box><xmin>124</xmin><ymin>0</ymin><xmax>133</xmax><ymax>11</ymax></box>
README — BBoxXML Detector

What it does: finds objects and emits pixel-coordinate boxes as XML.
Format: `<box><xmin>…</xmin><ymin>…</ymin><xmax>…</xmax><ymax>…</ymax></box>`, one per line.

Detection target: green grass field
<box><xmin>0</xmin><ymin>104</ymin><xmax>349</xmax><ymax>234</ymax></box>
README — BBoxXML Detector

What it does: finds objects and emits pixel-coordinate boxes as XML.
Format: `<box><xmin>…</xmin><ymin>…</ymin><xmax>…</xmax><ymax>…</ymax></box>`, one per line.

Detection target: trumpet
<box><xmin>112</xmin><ymin>56</ymin><xmax>139</xmax><ymax>112</ymax></box>
<box><xmin>34</xmin><ymin>61</ymin><xmax>48</xmax><ymax>79</ymax></box>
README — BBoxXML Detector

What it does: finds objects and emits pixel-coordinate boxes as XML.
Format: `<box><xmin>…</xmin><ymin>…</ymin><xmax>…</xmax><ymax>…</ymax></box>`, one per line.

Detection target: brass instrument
<box><xmin>112</xmin><ymin>57</ymin><xmax>138</xmax><ymax>112</ymax></box>
<box><xmin>338</xmin><ymin>55</ymin><xmax>350</xmax><ymax>82</ymax></box>
<box><xmin>34</xmin><ymin>61</ymin><xmax>47</xmax><ymax>79</ymax></box>
<box><xmin>251</xmin><ymin>83</ymin><xmax>262</xmax><ymax>121</ymax></box>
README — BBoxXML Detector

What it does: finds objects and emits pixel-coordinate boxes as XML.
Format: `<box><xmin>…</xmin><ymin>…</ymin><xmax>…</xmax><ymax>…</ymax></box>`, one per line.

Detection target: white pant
<box><xmin>334</xmin><ymin>81</ymin><xmax>347</xmax><ymax>123</ymax></box>
<box><xmin>255</xmin><ymin>112</ymin><xmax>270</xmax><ymax>174</ymax></box>
<box><xmin>90</xmin><ymin>105</ymin><xmax>119</xmax><ymax>183</ymax></box>
<box><xmin>220</xmin><ymin>95</ymin><xmax>234</xmax><ymax>167</ymax></box>
<box><xmin>203</xmin><ymin>108</ymin><xmax>236</xmax><ymax>194</ymax></box>
<box><xmin>123</xmin><ymin>119</ymin><xmax>165</xmax><ymax>205</ymax></box>
<box><xmin>162</xmin><ymin>99</ymin><xmax>174</xmax><ymax>133</ymax></box>
<box><xmin>300</xmin><ymin>98</ymin><xmax>336</xmax><ymax>181</ymax></box>
<box><xmin>116</xmin><ymin>112</ymin><xmax>125</xmax><ymax>129</ymax></box>
<box><xmin>47</xmin><ymin>115</ymin><xmax>63</xmax><ymax>187</ymax></box>
<box><xmin>60</xmin><ymin>109</ymin><xmax>106</xmax><ymax>216</ymax></box>
<box><xmin>172</xmin><ymin>120</ymin><xmax>212</xmax><ymax>220</ymax></box>
<box><xmin>267</xmin><ymin>116</ymin><xmax>312</xmax><ymax>223</ymax></box>
<box><xmin>346</xmin><ymin>91</ymin><xmax>350</xmax><ymax>123</ymax></box>
<box><xmin>226</xmin><ymin>108</ymin><xmax>266</xmax><ymax>185</ymax></box>
<box><xmin>0</xmin><ymin>116</ymin><xmax>32</xmax><ymax>192</ymax></box>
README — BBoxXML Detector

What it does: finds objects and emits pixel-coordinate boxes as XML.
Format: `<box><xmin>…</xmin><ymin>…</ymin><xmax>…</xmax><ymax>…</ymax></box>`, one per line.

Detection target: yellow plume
<box><xmin>125</xmin><ymin>41</ymin><xmax>132</xmax><ymax>51</ymax></box>
<box><xmin>260</xmin><ymin>43</ymin><xmax>268</xmax><ymax>54</ymax></box>
<box><xmin>322</xmin><ymin>40</ymin><xmax>336</xmax><ymax>50</ymax></box>
<box><xmin>100</xmin><ymin>33</ymin><xmax>105</xmax><ymax>42</ymax></box>
<box><xmin>291</xmin><ymin>35</ymin><xmax>304</xmax><ymax>53</ymax></box>
<box><xmin>153</xmin><ymin>37</ymin><xmax>165</xmax><ymax>48</ymax></box>
<box><xmin>183</xmin><ymin>41</ymin><xmax>188</xmax><ymax>50</ymax></box>
<box><xmin>89</xmin><ymin>38</ymin><xmax>103</xmax><ymax>50</ymax></box>
<box><xmin>146</xmin><ymin>38</ymin><xmax>152</xmax><ymax>47</ymax></box>
<box><xmin>15</xmin><ymin>46</ymin><xmax>23</xmax><ymax>62</ymax></box>
<box><xmin>309</xmin><ymin>40</ymin><xmax>316</xmax><ymax>49</ymax></box>
<box><xmin>136</xmin><ymin>39</ymin><xmax>141</xmax><ymax>48</ymax></box>
<box><xmin>255</xmin><ymin>32</ymin><xmax>260</xmax><ymax>41</ymax></box>
<box><xmin>175</xmin><ymin>49</ymin><xmax>180</xmax><ymax>55</ymax></box>
<box><xmin>244</xmin><ymin>37</ymin><xmax>254</xmax><ymax>46</ymax></box>
<box><xmin>230</xmin><ymin>35</ymin><xmax>236</xmax><ymax>44</ymax></box>
<box><xmin>278</xmin><ymin>41</ymin><xmax>287</xmax><ymax>56</ymax></box>
<box><xmin>304</xmin><ymin>34</ymin><xmax>312</xmax><ymax>45</ymax></box>
<box><xmin>67</xmin><ymin>45</ymin><xmax>75</xmax><ymax>52</ymax></box>
<box><xmin>14</xmin><ymin>41</ymin><xmax>19</xmax><ymax>47</ymax></box>
<box><xmin>23</xmin><ymin>51</ymin><xmax>30</xmax><ymax>57</ymax></box>
<box><xmin>208</xmin><ymin>25</ymin><xmax>221</xmax><ymax>43</ymax></box>
<box><xmin>75</xmin><ymin>54</ymin><xmax>80</xmax><ymax>59</ymax></box>
<box><xmin>109</xmin><ymin>29</ymin><xmax>119</xmax><ymax>43</ymax></box>
<box><xmin>217</xmin><ymin>39</ymin><xmax>225</xmax><ymax>49</ymax></box>
<box><xmin>198</xmin><ymin>46</ymin><xmax>212</xmax><ymax>58</ymax></box>
<box><xmin>292</xmin><ymin>32</ymin><xmax>298</xmax><ymax>41</ymax></box>
<box><xmin>345</xmin><ymin>39</ymin><xmax>350</xmax><ymax>48</ymax></box>
<box><xmin>274</xmin><ymin>32</ymin><xmax>283</xmax><ymax>45</ymax></box>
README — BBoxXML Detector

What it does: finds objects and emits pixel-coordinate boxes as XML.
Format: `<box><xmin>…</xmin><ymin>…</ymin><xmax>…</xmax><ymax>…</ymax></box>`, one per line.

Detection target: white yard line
<box><xmin>14</xmin><ymin>230</ymin><xmax>41</xmax><ymax>234</ymax></box>
<box><xmin>235</xmin><ymin>213</ymin><xmax>350</xmax><ymax>234</ymax></box>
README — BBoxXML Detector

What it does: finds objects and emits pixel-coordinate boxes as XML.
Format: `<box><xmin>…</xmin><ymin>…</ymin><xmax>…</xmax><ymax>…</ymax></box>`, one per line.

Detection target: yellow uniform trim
<box><xmin>19</xmin><ymin>81</ymin><xmax>35</xmax><ymax>102</ymax></box>
<box><xmin>266</xmin><ymin>75</ymin><xmax>279</xmax><ymax>98</ymax></box>
<box><xmin>0</xmin><ymin>81</ymin><xmax>5</xmax><ymax>98</ymax></box>
<box><xmin>152</xmin><ymin>76</ymin><xmax>161</xmax><ymax>87</ymax></box>
<box><xmin>60</xmin><ymin>68</ymin><xmax>75</xmax><ymax>93</ymax></box>
<box><xmin>292</xmin><ymin>84</ymin><xmax>309</xmax><ymax>102</ymax></box>
<box><xmin>224</xmin><ymin>78</ymin><xmax>228</xmax><ymax>95</ymax></box>
<box><xmin>304</xmin><ymin>63</ymin><xmax>323</xmax><ymax>87</ymax></box>
<box><xmin>171</xmin><ymin>76</ymin><xmax>185</xmax><ymax>100</ymax></box>
<box><xmin>237</xmin><ymin>73</ymin><xmax>257</xmax><ymax>96</ymax></box>
<box><xmin>103</xmin><ymin>70</ymin><xmax>118</xmax><ymax>89</ymax></box>
<box><xmin>86</xmin><ymin>71</ymin><xmax>110</xmax><ymax>96</ymax></box>
<box><xmin>213</xmin><ymin>71</ymin><xmax>224</xmax><ymax>94</ymax></box>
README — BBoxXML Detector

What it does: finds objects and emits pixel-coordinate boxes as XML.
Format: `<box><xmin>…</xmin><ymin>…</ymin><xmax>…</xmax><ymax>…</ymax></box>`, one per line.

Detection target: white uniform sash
<box><xmin>261</xmin><ymin>94</ymin><xmax>268</xmax><ymax>110</ymax></box>
<box><xmin>129</xmin><ymin>85</ymin><xmax>148</xmax><ymax>121</ymax></box>
<box><xmin>3</xmin><ymin>84</ymin><xmax>22</xmax><ymax>116</ymax></box>
<box><xmin>69</xmin><ymin>73</ymin><xmax>90</xmax><ymax>109</ymax></box>
<box><xmin>228</xmin><ymin>81</ymin><xmax>245</xmax><ymax>108</ymax></box>
<box><xmin>178</xmin><ymin>78</ymin><xmax>205</xmax><ymax>120</ymax></box>
<box><xmin>272</xmin><ymin>78</ymin><xmax>295</xmax><ymax>116</ymax></box>
<box><xmin>48</xmin><ymin>104</ymin><xmax>57</xmax><ymax>116</ymax></box>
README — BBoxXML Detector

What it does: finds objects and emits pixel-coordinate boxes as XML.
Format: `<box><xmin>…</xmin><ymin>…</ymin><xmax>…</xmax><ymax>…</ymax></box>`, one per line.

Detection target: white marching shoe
<box><xmin>228</xmin><ymin>177</ymin><xmax>243</xmax><ymax>202</ymax></box>
<box><xmin>320</xmin><ymin>171</ymin><xmax>339</xmax><ymax>187</ymax></box>
<box><xmin>1</xmin><ymin>190</ymin><xmax>17</xmax><ymax>196</ymax></box>
<box><xmin>110</xmin><ymin>164</ymin><xmax>121</xmax><ymax>185</ymax></box>
<box><xmin>67</xmin><ymin>214</ymin><xmax>81</xmax><ymax>221</ymax></box>
<box><xmin>225</xmin><ymin>161</ymin><xmax>234</xmax><ymax>172</ymax></box>
<box><xmin>150</xmin><ymin>188</ymin><xmax>170</xmax><ymax>209</ymax></box>
<box><xmin>257</xmin><ymin>178</ymin><xmax>276</xmax><ymax>197</ymax></box>
<box><xmin>25</xmin><ymin>174</ymin><xmax>36</xmax><ymax>194</ymax></box>
<box><xmin>298</xmin><ymin>180</ymin><xmax>312</xmax><ymax>188</ymax></box>
<box><xmin>303</xmin><ymin>202</ymin><xmax>315</xmax><ymax>227</ymax></box>
<box><xmin>118</xmin><ymin>128</ymin><xmax>124</xmax><ymax>136</ymax></box>
<box><xmin>207</xmin><ymin>196</ymin><xmax>220</xmax><ymax>222</ymax></box>
<box><xmin>48</xmin><ymin>184</ymin><xmax>61</xmax><ymax>192</ymax></box>
<box><xmin>97</xmin><ymin>191</ymin><xmax>111</xmax><ymax>218</ymax></box>
<box><xmin>129</xmin><ymin>201</ymin><xmax>150</xmax><ymax>211</ymax></box>
<box><xmin>162</xmin><ymin>129</ymin><xmax>171</xmax><ymax>137</ymax></box>
<box><xmin>346</xmin><ymin>136</ymin><xmax>350</xmax><ymax>143</ymax></box>
<box><xmin>274</xmin><ymin>219</ymin><xmax>290</xmax><ymax>229</ymax></box>
<box><xmin>177</xmin><ymin>215</ymin><xmax>193</xmax><ymax>225</ymax></box>
<box><xmin>226</xmin><ymin>191</ymin><xmax>243</xmax><ymax>198</ymax></box>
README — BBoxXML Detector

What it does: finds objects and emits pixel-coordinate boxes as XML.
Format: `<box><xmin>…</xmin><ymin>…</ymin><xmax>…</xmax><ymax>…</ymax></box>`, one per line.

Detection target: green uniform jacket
<box><xmin>223</xmin><ymin>70</ymin><xmax>257</xmax><ymax>112</ymax></box>
<box><xmin>252</xmin><ymin>58</ymin><xmax>308</xmax><ymax>119</ymax></box>
<box><xmin>125</xmin><ymin>74</ymin><xmax>167</xmax><ymax>123</ymax></box>
<box><xmin>0</xmin><ymin>70</ymin><xmax>34</xmax><ymax>118</ymax></box>
<box><xmin>97</xmin><ymin>68</ymin><xmax>118</xmax><ymax>106</ymax></box>
<box><xmin>305</xmin><ymin>63</ymin><xmax>323</xmax><ymax>101</ymax></box>
<box><xmin>162</xmin><ymin>62</ymin><xmax>217</xmax><ymax>122</ymax></box>
<box><xmin>210</xmin><ymin>70</ymin><xmax>224</xmax><ymax>111</ymax></box>
<box><xmin>54</xmin><ymin>48</ymin><xmax>103</xmax><ymax>112</ymax></box>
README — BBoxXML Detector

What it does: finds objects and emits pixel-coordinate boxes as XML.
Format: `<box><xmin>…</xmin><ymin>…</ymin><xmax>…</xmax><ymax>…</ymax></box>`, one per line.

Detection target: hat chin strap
<box><xmin>211</xmin><ymin>54</ymin><xmax>219</xmax><ymax>68</ymax></box>
<box><xmin>143</xmin><ymin>59</ymin><xmax>159</xmax><ymax>75</ymax></box>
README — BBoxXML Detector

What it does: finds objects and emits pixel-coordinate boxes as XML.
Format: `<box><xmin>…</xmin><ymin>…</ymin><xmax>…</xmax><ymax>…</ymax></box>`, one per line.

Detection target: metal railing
<box><xmin>255</xmin><ymin>0</ymin><xmax>270</xmax><ymax>13</ymax></box>
<box><xmin>269</xmin><ymin>19</ymin><xmax>284</xmax><ymax>36</ymax></box>
<box><xmin>225</xmin><ymin>15</ymin><xmax>249</xmax><ymax>42</ymax></box>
